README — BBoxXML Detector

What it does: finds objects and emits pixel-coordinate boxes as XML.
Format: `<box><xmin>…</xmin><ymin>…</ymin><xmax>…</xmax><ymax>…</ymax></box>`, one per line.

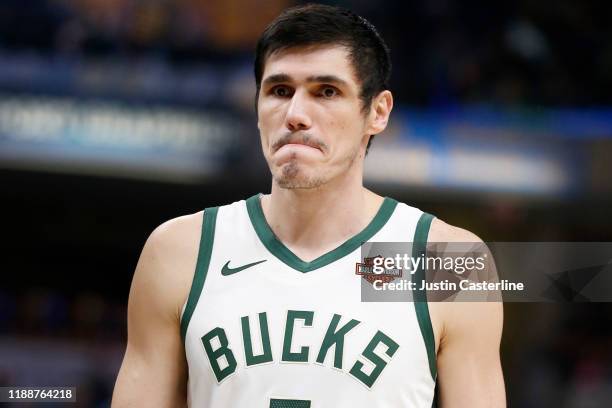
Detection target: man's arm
<box><xmin>112</xmin><ymin>213</ymin><xmax>202</xmax><ymax>407</ymax></box>
<box><xmin>428</xmin><ymin>218</ymin><xmax>506</xmax><ymax>407</ymax></box>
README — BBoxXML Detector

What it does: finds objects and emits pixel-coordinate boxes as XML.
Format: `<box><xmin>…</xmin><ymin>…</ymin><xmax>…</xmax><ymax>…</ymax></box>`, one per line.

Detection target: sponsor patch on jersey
<box><xmin>355</xmin><ymin>256</ymin><xmax>402</xmax><ymax>284</ymax></box>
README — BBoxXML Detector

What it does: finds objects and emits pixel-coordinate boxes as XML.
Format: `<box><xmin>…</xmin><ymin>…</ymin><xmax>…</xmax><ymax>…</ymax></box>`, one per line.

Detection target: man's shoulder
<box><xmin>382</xmin><ymin>197</ymin><xmax>483</xmax><ymax>243</ymax></box>
<box><xmin>427</xmin><ymin>216</ymin><xmax>483</xmax><ymax>244</ymax></box>
<box><xmin>425</xmin><ymin>217</ymin><xmax>502</xmax><ymax>356</ymax></box>
<box><xmin>147</xmin><ymin>195</ymin><xmax>253</xmax><ymax>246</ymax></box>
<box><xmin>133</xmin><ymin>211</ymin><xmax>206</xmax><ymax>318</ymax></box>
<box><xmin>139</xmin><ymin>211</ymin><xmax>205</xmax><ymax>286</ymax></box>
<box><xmin>148</xmin><ymin>211</ymin><xmax>204</xmax><ymax>250</ymax></box>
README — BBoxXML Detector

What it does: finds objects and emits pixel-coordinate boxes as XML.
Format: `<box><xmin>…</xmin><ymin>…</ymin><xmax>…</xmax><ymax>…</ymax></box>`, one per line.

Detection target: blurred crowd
<box><xmin>0</xmin><ymin>0</ymin><xmax>288</xmax><ymax>58</ymax></box>
<box><xmin>0</xmin><ymin>289</ymin><xmax>123</xmax><ymax>340</ymax></box>
<box><xmin>0</xmin><ymin>289</ymin><xmax>124</xmax><ymax>407</ymax></box>
<box><xmin>0</xmin><ymin>0</ymin><xmax>611</xmax><ymax>106</ymax></box>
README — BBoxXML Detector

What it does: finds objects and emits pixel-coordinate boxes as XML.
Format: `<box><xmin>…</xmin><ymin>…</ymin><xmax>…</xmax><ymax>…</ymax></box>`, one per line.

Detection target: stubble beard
<box><xmin>274</xmin><ymin>158</ymin><xmax>325</xmax><ymax>189</ymax></box>
<box><xmin>273</xmin><ymin>144</ymin><xmax>361</xmax><ymax>190</ymax></box>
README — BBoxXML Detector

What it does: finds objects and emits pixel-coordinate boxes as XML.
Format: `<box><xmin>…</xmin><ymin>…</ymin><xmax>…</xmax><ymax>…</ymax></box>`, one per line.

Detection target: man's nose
<box><xmin>285</xmin><ymin>90</ymin><xmax>312</xmax><ymax>131</ymax></box>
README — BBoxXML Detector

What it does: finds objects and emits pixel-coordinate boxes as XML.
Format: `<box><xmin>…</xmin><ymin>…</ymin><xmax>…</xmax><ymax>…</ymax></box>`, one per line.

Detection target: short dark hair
<box><xmin>254</xmin><ymin>3</ymin><xmax>391</xmax><ymax>153</ymax></box>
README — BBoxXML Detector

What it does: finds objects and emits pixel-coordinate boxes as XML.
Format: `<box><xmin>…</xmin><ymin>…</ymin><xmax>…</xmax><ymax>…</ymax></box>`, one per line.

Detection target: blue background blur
<box><xmin>1</xmin><ymin>0</ymin><xmax>612</xmax><ymax>406</ymax></box>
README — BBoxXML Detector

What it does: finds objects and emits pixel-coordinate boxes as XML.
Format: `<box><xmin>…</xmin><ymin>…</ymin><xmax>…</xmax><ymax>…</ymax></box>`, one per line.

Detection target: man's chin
<box><xmin>275</xmin><ymin>176</ymin><xmax>324</xmax><ymax>189</ymax></box>
<box><xmin>273</xmin><ymin>171</ymin><xmax>325</xmax><ymax>189</ymax></box>
<box><xmin>270</xmin><ymin>161</ymin><xmax>326</xmax><ymax>189</ymax></box>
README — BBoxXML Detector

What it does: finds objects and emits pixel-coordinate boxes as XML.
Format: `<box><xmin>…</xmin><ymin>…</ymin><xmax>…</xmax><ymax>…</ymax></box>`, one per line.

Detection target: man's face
<box><xmin>257</xmin><ymin>45</ymin><xmax>372</xmax><ymax>189</ymax></box>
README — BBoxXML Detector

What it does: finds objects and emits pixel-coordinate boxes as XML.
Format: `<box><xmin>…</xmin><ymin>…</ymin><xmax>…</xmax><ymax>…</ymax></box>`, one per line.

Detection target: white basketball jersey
<box><xmin>181</xmin><ymin>194</ymin><xmax>437</xmax><ymax>408</ymax></box>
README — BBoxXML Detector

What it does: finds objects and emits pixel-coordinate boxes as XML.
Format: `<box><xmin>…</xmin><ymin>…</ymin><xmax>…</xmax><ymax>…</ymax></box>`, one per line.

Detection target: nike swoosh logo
<box><xmin>221</xmin><ymin>259</ymin><xmax>267</xmax><ymax>276</ymax></box>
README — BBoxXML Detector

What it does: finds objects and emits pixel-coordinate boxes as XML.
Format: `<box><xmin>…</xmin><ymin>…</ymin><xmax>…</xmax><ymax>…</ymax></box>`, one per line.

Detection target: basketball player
<box><xmin>112</xmin><ymin>4</ymin><xmax>505</xmax><ymax>407</ymax></box>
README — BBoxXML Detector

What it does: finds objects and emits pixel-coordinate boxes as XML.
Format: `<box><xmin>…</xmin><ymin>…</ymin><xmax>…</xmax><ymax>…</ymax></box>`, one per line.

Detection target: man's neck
<box><xmin>260</xmin><ymin>177</ymin><xmax>384</xmax><ymax>262</ymax></box>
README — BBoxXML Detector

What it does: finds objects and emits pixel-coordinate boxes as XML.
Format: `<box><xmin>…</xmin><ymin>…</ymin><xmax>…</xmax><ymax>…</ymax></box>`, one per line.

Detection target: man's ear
<box><xmin>365</xmin><ymin>90</ymin><xmax>393</xmax><ymax>136</ymax></box>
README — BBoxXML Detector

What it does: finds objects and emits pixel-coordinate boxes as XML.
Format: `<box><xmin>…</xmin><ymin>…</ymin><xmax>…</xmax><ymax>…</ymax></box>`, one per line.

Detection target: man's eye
<box><xmin>272</xmin><ymin>86</ymin><xmax>291</xmax><ymax>97</ymax></box>
<box><xmin>320</xmin><ymin>87</ymin><xmax>338</xmax><ymax>98</ymax></box>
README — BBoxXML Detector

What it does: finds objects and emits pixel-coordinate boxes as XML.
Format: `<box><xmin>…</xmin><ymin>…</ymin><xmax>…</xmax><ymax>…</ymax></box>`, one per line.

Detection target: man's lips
<box><xmin>276</xmin><ymin>142</ymin><xmax>322</xmax><ymax>152</ymax></box>
<box><xmin>272</xmin><ymin>135</ymin><xmax>324</xmax><ymax>153</ymax></box>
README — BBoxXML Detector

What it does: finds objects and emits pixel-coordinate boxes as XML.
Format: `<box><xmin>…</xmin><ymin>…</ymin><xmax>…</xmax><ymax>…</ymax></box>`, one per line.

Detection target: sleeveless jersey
<box><xmin>181</xmin><ymin>194</ymin><xmax>437</xmax><ymax>408</ymax></box>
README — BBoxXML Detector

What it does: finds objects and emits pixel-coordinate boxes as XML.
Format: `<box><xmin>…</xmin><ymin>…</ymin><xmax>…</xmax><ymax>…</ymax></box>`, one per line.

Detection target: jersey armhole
<box><xmin>180</xmin><ymin>206</ymin><xmax>219</xmax><ymax>343</ymax></box>
<box><xmin>412</xmin><ymin>212</ymin><xmax>437</xmax><ymax>381</ymax></box>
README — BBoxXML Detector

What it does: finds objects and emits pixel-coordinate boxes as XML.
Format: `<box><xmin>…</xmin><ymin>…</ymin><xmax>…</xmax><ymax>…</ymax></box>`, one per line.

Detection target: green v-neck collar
<box><xmin>245</xmin><ymin>194</ymin><xmax>398</xmax><ymax>273</ymax></box>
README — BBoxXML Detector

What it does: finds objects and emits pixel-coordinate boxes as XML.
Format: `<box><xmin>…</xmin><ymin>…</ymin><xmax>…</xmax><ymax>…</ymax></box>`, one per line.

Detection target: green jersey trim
<box><xmin>412</xmin><ymin>212</ymin><xmax>437</xmax><ymax>381</ymax></box>
<box><xmin>245</xmin><ymin>195</ymin><xmax>398</xmax><ymax>273</ymax></box>
<box><xmin>181</xmin><ymin>206</ymin><xmax>218</xmax><ymax>342</ymax></box>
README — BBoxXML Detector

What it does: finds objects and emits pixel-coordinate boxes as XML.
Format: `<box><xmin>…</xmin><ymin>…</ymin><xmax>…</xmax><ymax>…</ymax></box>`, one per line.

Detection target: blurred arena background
<box><xmin>1</xmin><ymin>0</ymin><xmax>612</xmax><ymax>406</ymax></box>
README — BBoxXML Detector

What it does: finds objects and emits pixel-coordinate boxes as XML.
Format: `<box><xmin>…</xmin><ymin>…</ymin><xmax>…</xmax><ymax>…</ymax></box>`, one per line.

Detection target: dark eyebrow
<box><xmin>306</xmin><ymin>75</ymin><xmax>349</xmax><ymax>88</ymax></box>
<box><xmin>261</xmin><ymin>73</ymin><xmax>292</xmax><ymax>87</ymax></box>
<box><xmin>261</xmin><ymin>73</ymin><xmax>350</xmax><ymax>88</ymax></box>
